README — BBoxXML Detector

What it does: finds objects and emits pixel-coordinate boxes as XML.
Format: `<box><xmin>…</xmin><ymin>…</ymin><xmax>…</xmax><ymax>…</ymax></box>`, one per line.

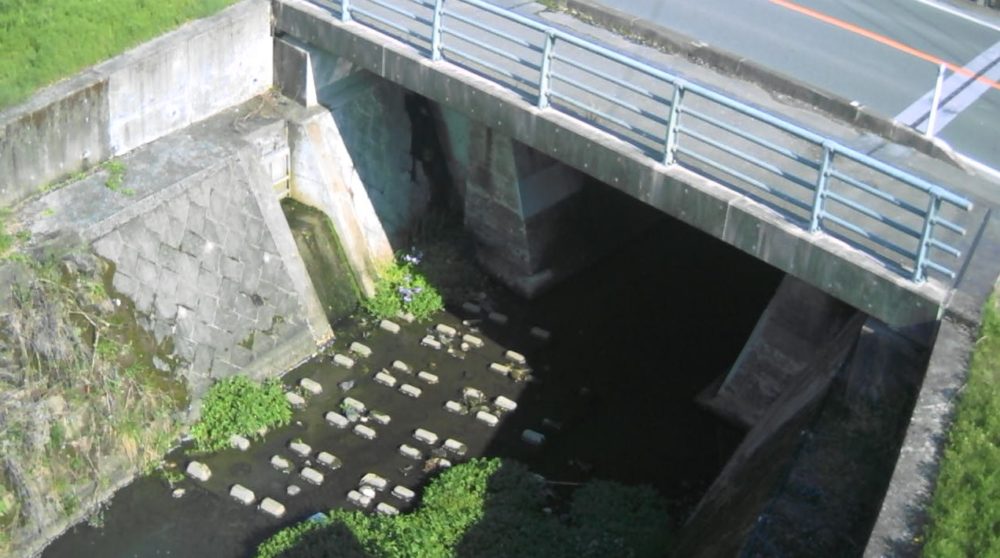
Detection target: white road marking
<box><xmin>895</xmin><ymin>39</ymin><xmax>1000</xmax><ymax>134</ymax></box>
<box><xmin>910</xmin><ymin>0</ymin><xmax>1000</xmax><ymax>33</ymax></box>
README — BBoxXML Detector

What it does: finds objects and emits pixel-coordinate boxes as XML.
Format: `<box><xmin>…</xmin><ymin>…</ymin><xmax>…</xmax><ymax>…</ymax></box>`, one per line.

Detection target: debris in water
<box><xmin>338</xmin><ymin>380</ymin><xmax>355</xmax><ymax>392</ymax></box>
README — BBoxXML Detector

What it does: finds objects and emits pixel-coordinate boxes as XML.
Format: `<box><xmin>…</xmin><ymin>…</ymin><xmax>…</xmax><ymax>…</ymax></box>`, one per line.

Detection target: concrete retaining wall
<box><xmin>0</xmin><ymin>0</ymin><xmax>272</xmax><ymax>209</ymax></box>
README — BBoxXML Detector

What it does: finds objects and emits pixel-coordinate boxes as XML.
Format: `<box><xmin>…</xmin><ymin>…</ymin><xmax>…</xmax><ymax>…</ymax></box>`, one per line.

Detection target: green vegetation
<box><xmin>102</xmin><ymin>159</ymin><xmax>132</xmax><ymax>195</ymax></box>
<box><xmin>363</xmin><ymin>252</ymin><xmax>443</xmax><ymax>322</ymax></box>
<box><xmin>190</xmin><ymin>375</ymin><xmax>291</xmax><ymax>452</ymax></box>
<box><xmin>0</xmin><ymin>0</ymin><xmax>239</xmax><ymax>109</ymax></box>
<box><xmin>923</xmin><ymin>296</ymin><xmax>1000</xmax><ymax>557</ymax></box>
<box><xmin>256</xmin><ymin>458</ymin><xmax>671</xmax><ymax>558</ymax></box>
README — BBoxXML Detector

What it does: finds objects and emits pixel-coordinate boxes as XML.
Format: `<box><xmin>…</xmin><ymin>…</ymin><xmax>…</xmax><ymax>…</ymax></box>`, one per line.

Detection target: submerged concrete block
<box><xmin>521</xmin><ymin>429</ymin><xmax>545</xmax><ymax>446</ymax></box>
<box><xmin>230</xmin><ymin>484</ymin><xmax>256</xmax><ymax>505</ymax></box>
<box><xmin>417</xmin><ymin>371</ymin><xmax>439</xmax><ymax>384</ymax></box>
<box><xmin>488</xmin><ymin>312</ymin><xmax>508</xmax><ymax>325</ymax></box>
<box><xmin>259</xmin><ymin>497</ymin><xmax>286</xmax><ymax>518</ymax></box>
<box><xmin>413</xmin><ymin>428</ymin><xmax>438</xmax><ymax>445</ymax></box>
<box><xmin>462</xmin><ymin>302</ymin><xmax>482</xmax><ymax>314</ymax></box>
<box><xmin>353</xmin><ymin>424</ymin><xmax>377</xmax><ymax>440</ymax></box>
<box><xmin>285</xmin><ymin>392</ymin><xmax>306</xmax><ymax>408</ymax></box>
<box><xmin>186</xmin><ymin>461</ymin><xmax>211</xmax><ymax>482</ymax></box>
<box><xmin>421</xmin><ymin>335</ymin><xmax>443</xmax><ymax>350</ymax></box>
<box><xmin>300</xmin><ymin>466</ymin><xmax>325</xmax><ymax>485</ymax></box>
<box><xmin>444</xmin><ymin>400</ymin><xmax>466</xmax><ymax>414</ymax></box>
<box><xmin>462</xmin><ymin>387</ymin><xmax>485</xmax><ymax>401</ymax></box>
<box><xmin>462</xmin><ymin>334</ymin><xmax>484</xmax><ymax>348</ymax></box>
<box><xmin>399</xmin><ymin>444</ymin><xmax>423</xmax><ymax>460</ymax></box>
<box><xmin>476</xmin><ymin>411</ymin><xmax>499</xmax><ymax>427</ymax></box>
<box><xmin>443</xmin><ymin>439</ymin><xmax>468</xmax><ymax>456</ymax></box>
<box><xmin>230</xmin><ymin>434</ymin><xmax>251</xmax><ymax>451</ymax></box>
<box><xmin>349</xmin><ymin>341</ymin><xmax>372</xmax><ymax>358</ymax></box>
<box><xmin>399</xmin><ymin>383</ymin><xmax>422</xmax><ymax>398</ymax></box>
<box><xmin>494</xmin><ymin>395</ymin><xmax>517</xmax><ymax>412</ymax></box>
<box><xmin>333</xmin><ymin>353</ymin><xmax>355</xmax><ymax>369</ymax></box>
<box><xmin>348</xmin><ymin>489</ymin><xmax>372</xmax><ymax>508</ymax></box>
<box><xmin>392</xmin><ymin>485</ymin><xmax>416</xmax><ymax>502</ymax></box>
<box><xmin>435</xmin><ymin>324</ymin><xmax>458</xmax><ymax>337</ymax></box>
<box><xmin>530</xmin><ymin>327</ymin><xmax>551</xmax><ymax>341</ymax></box>
<box><xmin>374</xmin><ymin>371</ymin><xmax>398</xmax><ymax>387</ymax></box>
<box><xmin>342</xmin><ymin>397</ymin><xmax>366</xmax><ymax>413</ymax></box>
<box><xmin>376</xmin><ymin>502</ymin><xmax>400</xmax><ymax>515</ymax></box>
<box><xmin>370</xmin><ymin>411</ymin><xmax>391</xmax><ymax>425</ymax></box>
<box><xmin>271</xmin><ymin>455</ymin><xmax>292</xmax><ymax>471</ymax></box>
<box><xmin>392</xmin><ymin>360</ymin><xmax>411</xmax><ymax>374</ymax></box>
<box><xmin>360</xmin><ymin>473</ymin><xmax>388</xmax><ymax>491</ymax></box>
<box><xmin>504</xmin><ymin>350</ymin><xmax>526</xmax><ymax>365</ymax></box>
<box><xmin>489</xmin><ymin>362</ymin><xmax>511</xmax><ymax>376</ymax></box>
<box><xmin>380</xmin><ymin>319</ymin><xmax>401</xmax><ymax>334</ymax></box>
<box><xmin>325</xmin><ymin>411</ymin><xmax>350</xmax><ymax>429</ymax></box>
<box><xmin>300</xmin><ymin>378</ymin><xmax>323</xmax><ymax>395</ymax></box>
<box><xmin>289</xmin><ymin>440</ymin><xmax>312</xmax><ymax>457</ymax></box>
<box><xmin>317</xmin><ymin>451</ymin><xmax>342</xmax><ymax>469</ymax></box>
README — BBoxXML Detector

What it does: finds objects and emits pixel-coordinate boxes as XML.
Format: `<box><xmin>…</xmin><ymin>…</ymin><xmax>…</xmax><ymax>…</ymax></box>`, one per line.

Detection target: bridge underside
<box><xmin>273</xmin><ymin>0</ymin><xmax>952</xmax><ymax>334</ymax></box>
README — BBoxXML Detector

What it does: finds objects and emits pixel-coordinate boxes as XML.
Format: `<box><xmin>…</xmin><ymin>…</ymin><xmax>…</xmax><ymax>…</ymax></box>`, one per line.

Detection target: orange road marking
<box><xmin>768</xmin><ymin>0</ymin><xmax>1000</xmax><ymax>93</ymax></box>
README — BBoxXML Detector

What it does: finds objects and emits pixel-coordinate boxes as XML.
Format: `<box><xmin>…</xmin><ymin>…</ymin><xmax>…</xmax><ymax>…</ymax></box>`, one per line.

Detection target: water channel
<box><xmin>43</xmin><ymin>189</ymin><xmax>783</xmax><ymax>557</ymax></box>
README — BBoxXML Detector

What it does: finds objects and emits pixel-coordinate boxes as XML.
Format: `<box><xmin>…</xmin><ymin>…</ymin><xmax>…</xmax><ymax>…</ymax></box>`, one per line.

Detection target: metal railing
<box><xmin>320</xmin><ymin>0</ymin><xmax>973</xmax><ymax>283</ymax></box>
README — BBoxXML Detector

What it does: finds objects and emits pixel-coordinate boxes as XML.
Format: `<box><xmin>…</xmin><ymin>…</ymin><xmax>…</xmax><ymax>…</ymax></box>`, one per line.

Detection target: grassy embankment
<box><xmin>0</xmin><ymin>0</ymin><xmax>238</xmax><ymax>110</ymax></box>
<box><xmin>923</xmin><ymin>296</ymin><xmax>1000</xmax><ymax>557</ymax></box>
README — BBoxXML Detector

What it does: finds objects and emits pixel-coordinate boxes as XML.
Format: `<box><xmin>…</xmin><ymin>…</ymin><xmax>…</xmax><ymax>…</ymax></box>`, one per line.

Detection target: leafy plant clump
<box><xmin>190</xmin><ymin>376</ymin><xmax>291</xmax><ymax>452</ymax></box>
<box><xmin>923</xmin><ymin>295</ymin><xmax>1000</xmax><ymax>557</ymax></box>
<box><xmin>363</xmin><ymin>251</ymin><xmax>443</xmax><ymax>322</ymax></box>
<box><xmin>256</xmin><ymin>458</ymin><xmax>671</xmax><ymax>558</ymax></box>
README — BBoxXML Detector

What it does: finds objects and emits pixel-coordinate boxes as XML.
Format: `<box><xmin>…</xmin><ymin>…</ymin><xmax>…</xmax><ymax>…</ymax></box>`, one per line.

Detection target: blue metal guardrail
<box><xmin>322</xmin><ymin>0</ymin><xmax>973</xmax><ymax>283</ymax></box>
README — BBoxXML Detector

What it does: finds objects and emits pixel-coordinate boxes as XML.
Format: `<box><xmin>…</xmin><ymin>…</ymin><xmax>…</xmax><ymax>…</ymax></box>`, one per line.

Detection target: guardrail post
<box><xmin>663</xmin><ymin>81</ymin><xmax>686</xmax><ymax>165</ymax></box>
<box><xmin>430</xmin><ymin>0</ymin><xmax>445</xmax><ymax>61</ymax></box>
<box><xmin>810</xmin><ymin>142</ymin><xmax>834</xmax><ymax>233</ymax></box>
<box><xmin>537</xmin><ymin>31</ymin><xmax>556</xmax><ymax>109</ymax></box>
<box><xmin>913</xmin><ymin>195</ymin><xmax>942</xmax><ymax>282</ymax></box>
<box><xmin>341</xmin><ymin>0</ymin><xmax>352</xmax><ymax>22</ymax></box>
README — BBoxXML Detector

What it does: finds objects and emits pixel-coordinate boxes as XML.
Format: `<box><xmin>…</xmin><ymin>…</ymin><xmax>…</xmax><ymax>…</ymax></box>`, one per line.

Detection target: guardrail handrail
<box><xmin>317</xmin><ymin>0</ymin><xmax>973</xmax><ymax>283</ymax></box>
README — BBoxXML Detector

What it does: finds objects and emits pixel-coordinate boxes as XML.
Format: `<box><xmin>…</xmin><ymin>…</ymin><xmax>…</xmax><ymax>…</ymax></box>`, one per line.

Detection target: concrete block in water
<box><xmin>417</xmin><ymin>371</ymin><xmax>439</xmax><ymax>384</ymax></box>
<box><xmin>317</xmin><ymin>452</ymin><xmax>342</xmax><ymax>469</ymax></box>
<box><xmin>349</xmin><ymin>341</ymin><xmax>372</xmax><ymax>358</ymax></box>
<box><xmin>489</xmin><ymin>362</ymin><xmax>511</xmax><ymax>376</ymax></box>
<box><xmin>374</xmin><ymin>371</ymin><xmax>398</xmax><ymax>388</ymax></box>
<box><xmin>399</xmin><ymin>383</ymin><xmax>422</xmax><ymax>398</ymax></box>
<box><xmin>504</xmin><ymin>350</ymin><xmax>526</xmax><ymax>365</ymax></box>
<box><xmin>347</xmin><ymin>489</ymin><xmax>372</xmax><ymax>508</ymax></box>
<box><xmin>399</xmin><ymin>444</ymin><xmax>423</xmax><ymax>460</ymax></box>
<box><xmin>300</xmin><ymin>466</ymin><xmax>324</xmax><ymax>485</ymax></box>
<box><xmin>286</xmin><ymin>485</ymin><xmax>301</xmax><ymax>496</ymax></box>
<box><xmin>342</xmin><ymin>397</ymin><xmax>366</xmax><ymax>413</ymax></box>
<box><xmin>392</xmin><ymin>360</ymin><xmax>411</xmax><ymax>374</ymax></box>
<box><xmin>230</xmin><ymin>434</ymin><xmax>250</xmax><ymax>451</ymax></box>
<box><xmin>488</xmin><ymin>312</ymin><xmax>508</xmax><ymax>325</ymax></box>
<box><xmin>285</xmin><ymin>392</ymin><xmax>306</xmax><ymax>408</ymax></box>
<box><xmin>376</xmin><ymin>502</ymin><xmax>400</xmax><ymax>515</ymax></box>
<box><xmin>421</xmin><ymin>335</ymin><xmax>443</xmax><ymax>350</ymax></box>
<box><xmin>476</xmin><ymin>411</ymin><xmax>499</xmax><ymax>427</ymax></box>
<box><xmin>462</xmin><ymin>334</ymin><xmax>484</xmax><ymax>348</ymax></box>
<box><xmin>289</xmin><ymin>440</ymin><xmax>312</xmax><ymax>457</ymax></box>
<box><xmin>259</xmin><ymin>497</ymin><xmax>286</xmax><ymax>518</ymax></box>
<box><xmin>530</xmin><ymin>327</ymin><xmax>551</xmax><ymax>341</ymax></box>
<box><xmin>230</xmin><ymin>484</ymin><xmax>256</xmax><ymax>505</ymax></box>
<box><xmin>392</xmin><ymin>485</ymin><xmax>416</xmax><ymax>502</ymax></box>
<box><xmin>380</xmin><ymin>319</ymin><xmax>401</xmax><ymax>334</ymax></box>
<box><xmin>443</xmin><ymin>439</ymin><xmax>468</xmax><ymax>456</ymax></box>
<box><xmin>494</xmin><ymin>395</ymin><xmax>517</xmax><ymax>412</ymax></box>
<box><xmin>333</xmin><ymin>353</ymin><xmax>355</xmax><ymax>369</ymax></box>
<box><xmin>300</xmin><ymin>378</ymin><xmax>323</xmax><ymax>395</ymax></box>
<box><xmin>186</xmin><ymin>461</ymin><xmax>211</xmax><ymax>482</ymax></box>
<box><xmin>353</xmin><ymin>424</ymin><xmax>377</xmax><ymax>440</ymax></box>
<box><xmin>462</xmin><ymin>302</ymin><xmax>482</xmax><ymax>314</ymax></box>
<box><xmin>413</xmin><ymin>428</ymin><xmax>438</xmax><ymax>445</ymax></box>
<box><xmin>444</xmin><ymin>400</ymin><xmax>466</xmax><ymax>414</ymax></box>
<box><xmin>462</xmin><ymin>387</ymin><xmax>485</xmax><ymax>402</ymax></box>
<box><xmin>521</xmin><ymin>429</ymin><xmax>546</xmax><ymax>446</ymax></box>
<box><xmin>360</xmin><ymin>473</ymin><xmax>388</xmax><ymax>491</ymax></box>
<box><xmin>271</xmin><ymin>455</ymin><xmax>291</xmax><ymax>471</ymax></box>
<box><xmin>325</xmin><ymin>411</ymin><xmax>350</xmax><ymax>429</ymax></box>
<box><xmin>435</xmin><ymin>324</ymin><xmax>458</xmax><ymax>337</ymax></box>
<box><xmin>359</xmin><ymin>486</ymin><xmax>376</xmax><ymax>499</ymax></box>
<box><xmin>397</xmin><ymin>311</ymin><xmax>416</xmax><ymax>323</ymax></box>
<box><xmin>370</xmin><ymin>411</ymin><xmax>391</xmax><ymax>425</ymax></box>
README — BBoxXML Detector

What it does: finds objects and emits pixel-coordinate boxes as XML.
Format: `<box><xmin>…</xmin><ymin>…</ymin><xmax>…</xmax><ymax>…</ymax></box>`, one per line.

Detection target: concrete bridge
<box><xmin>270</xmin><ymin>0</ymin><xmax>990</xmax><ymax>332</ymax></box>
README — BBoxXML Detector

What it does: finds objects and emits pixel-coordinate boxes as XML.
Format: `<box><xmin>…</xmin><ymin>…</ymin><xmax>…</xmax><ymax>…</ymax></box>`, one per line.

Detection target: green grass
<box><xmin>363</xmin><ymin>253</ymin><xmax>444</xmax><ymax>322</ymax></box>
<box><xmin>0</xmin><ymin>0</ymin><xmax>239</xmax><ymax>110</ymax></box>
<box><xmin>923</xmin><ymin>296</ymin><xmax>1000</xmax><ymax>557</ymax></box>
<box><xmin>190</xmin><ymin>375</ymin><xmax>291</xmax><ymax>452</ymax></box>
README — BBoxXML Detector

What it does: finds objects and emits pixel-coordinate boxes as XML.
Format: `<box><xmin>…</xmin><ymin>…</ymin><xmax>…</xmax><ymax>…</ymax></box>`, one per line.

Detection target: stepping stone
<box><xmin>392</xmin><ymin>485</ymin><xmax>416</xmax><ymax>502</ymax></box>
<box><xmin>333</xmin><ymin>354</ymin><xmax>355</xmax><ymax>369</ymax></box>
<box><xmin>462</xmin><ymin>302</ymin><xmax>481</xmax><ymax>314</ymax></box>
<box><xmin>317</xmin><ymin>452</ymin><xmax>342</xmax><ymax>469</ymax></box>
<box><xmin>494</xmin><ymin>395</ymin><xmax>517</xmax><ymax>412</ymax></box>
<box><xmin>417</xmin><ymin>371</ymin><xmax>439</xmax><ymax>384</ymax></box>
<box><xmin>475</xmin><ymin>411</ymin><xmax>499</xmax><ymax>427</ymax></box>
<box><xmin>374</xmin><ymin>371</ymin><xmax>398</xmax><ymax>388</ymax></box>
<box><xmin>392</xmin><ymin>360</ymin><xmax>411</xmax><ymax>374</ymax></box>
<box><xmin>504</xmin><ymin>350</ymin><xmax>526</xmax><ymax>365</ymax></box>
<box><xmin>443</xmin><ymin>439</ymin><xmax>468</xmax><ymax>456</ymax></box>
<box><xmin>444</xmin><ymin>400</ymin><xmax>466</xmax><ymax>414</ymax></box>
<box><xmin>399</xmin><ymin>384</ymin><xmax>422</xmax><ymax>398</ymax></box>
<box><xmin>461</xmin><ymin>334</ymin><xmax>484</xmax><ymax>349</ymax></box>
<box><xmin>530</xmin><ymin>327</ymin><xmax>551</xmax><ymax>341</ymax></box>
<box><xmin>489</xmin><ymin>362</ymin><xmax>511</xmax><ymax>376</ymax></box>
<box><xmin>230</xmin><ymin>484</ymin><xmax>255</xmax><ymax>505</ymax></box>
<box><xmin>349</xmin><ymin>342</ymin><xmax>372</xmax><ymax>358</ymax></box>
<box><xmin>342</xmin><ymin>397</ymin><xmax>366</xmax><ymax>413</ymax></box>
<box><xmin>380</xmin><ymin>320</ymin><xmax>401</xmax><ymax>334</ymax></box>
<box><xmin>435</xmin><ymin>324</ymin><xmax>458</xmax><ymax>337</ymax></box>
<box><xmin>413</xmin><ymin>428</ymin><xmax>438</xmax><ymax>445</ymax></box>
<box><xmin>325</xmin><ymin>411</ymin><xmax>350</xmax><ymax>429</ymax></box>
<box><xmin>376</xmin><ymin>502</ymin><xmax>400</xmax><ymax>516</ymax></box>
<box><xmin>488</xmin><ymin>312</ymin><xmax>508</xmax><ymax>325</ymax></box>
<box><xmin>286</xmin><ymin>485</ymin><xmax>301</xmax><ymax>496</ymax></box>
<box><xmin>370</xmin><ymin>411</ymin><xmax>391</xmax><ymax>425</ymax></box>
<box><xmin>285</xmin><ymin>392</ymin><xmax>306</xmax><ymax>408</ymax></box>
<box><xmin>230</xmin><ymin>434</ymin><xmax>250</xmax><ymax>451</ymax></box>
<box><xmin>185</xmin><ymin>461</ymin><xmax>211</xmax><ymax>482</ymax></box>
<box><xmin>300</xmin><ymin>378</ymin><xmax>323</xmax><ymax>395</ymax></box>
<box><xmin>359</xmin><ymin>486</ymin><xmax>377</xmax><ymax>499</ymax></box>
<box><xmin>353</xmin><ymin>424</ymin><xmax>377</xmax><ymax>440</ymax></box>
<box><xmin>521</xmin><ymin>429</ymin><xmax>546</xmax><ymax>446</ymax></box>
<box><xmin>399</xmin><ymin>444</ymin><xmax>423</xmax><ymax>460</ymax></box>
<box><xmin>300</xmin><ymin>466</ymin><xmax>324</xmax><ymax>485</ymax></box>
<box><xmin>421</xmin><ymin>335</ymin><xmax>443</xmax><ymax>350</ymax></box>
<box><xmin>289</xmin><ymin>440</ymin><xmax>312</xmax><ymax>457</ymax></box>
<box><xmin>360</xmin><ymin>473</ymin><xmax>388</xmax><ymax>491</ymax></box>
<box><xmin>347</xmin><ymin>489</ymin><xmax>372</xmax><ymax>508</ymax></box>
<box><xmin>462</xmin><ymin>387</ymin><xmax>485</xmax><ymax>402</ymax></box>
<box><xmin>259</xmin><ymin>497</ymin><xmax>286</xmax><ymax>518</ymax></box>
<box><xmin>397</xmin><ymin>311</ymin><xmax>416</xmax><ymax>323</ymax></box>
<box><xmin>271</xmin><ymin>455</ymin><xmax>292</xmax><ymax>471</ymax></box>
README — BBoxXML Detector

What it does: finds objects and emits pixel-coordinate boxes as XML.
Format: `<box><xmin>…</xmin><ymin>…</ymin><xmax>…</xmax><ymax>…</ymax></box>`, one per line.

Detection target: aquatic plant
<box><xmin>190</xmin><ymin>376</ymin><xmax>291</xmax><ymax>452</ymax></box>
<box><xmin>363</xmin><ymin>251</ymin><xmax>443</xmax><ymax>322</ymax></box>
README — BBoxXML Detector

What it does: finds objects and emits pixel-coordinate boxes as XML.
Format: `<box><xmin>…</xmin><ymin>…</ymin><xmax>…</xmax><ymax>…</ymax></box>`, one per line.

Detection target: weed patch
<box><xmin>190</xmin><ymin>375</ymin><xmax>291</xmax><ymax>452</ymax></box>
<box><xmin>363</xmin><ymin>251</ymin><xmax>443</xmax><ymax>322</ymax></box>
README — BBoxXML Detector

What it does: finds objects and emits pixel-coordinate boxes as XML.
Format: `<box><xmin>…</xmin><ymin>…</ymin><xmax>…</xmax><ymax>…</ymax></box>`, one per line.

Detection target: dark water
<box><xmin>43</xmin><ymin>216</ymin><xmax>782</xmax><ymax>558</ymax></box>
